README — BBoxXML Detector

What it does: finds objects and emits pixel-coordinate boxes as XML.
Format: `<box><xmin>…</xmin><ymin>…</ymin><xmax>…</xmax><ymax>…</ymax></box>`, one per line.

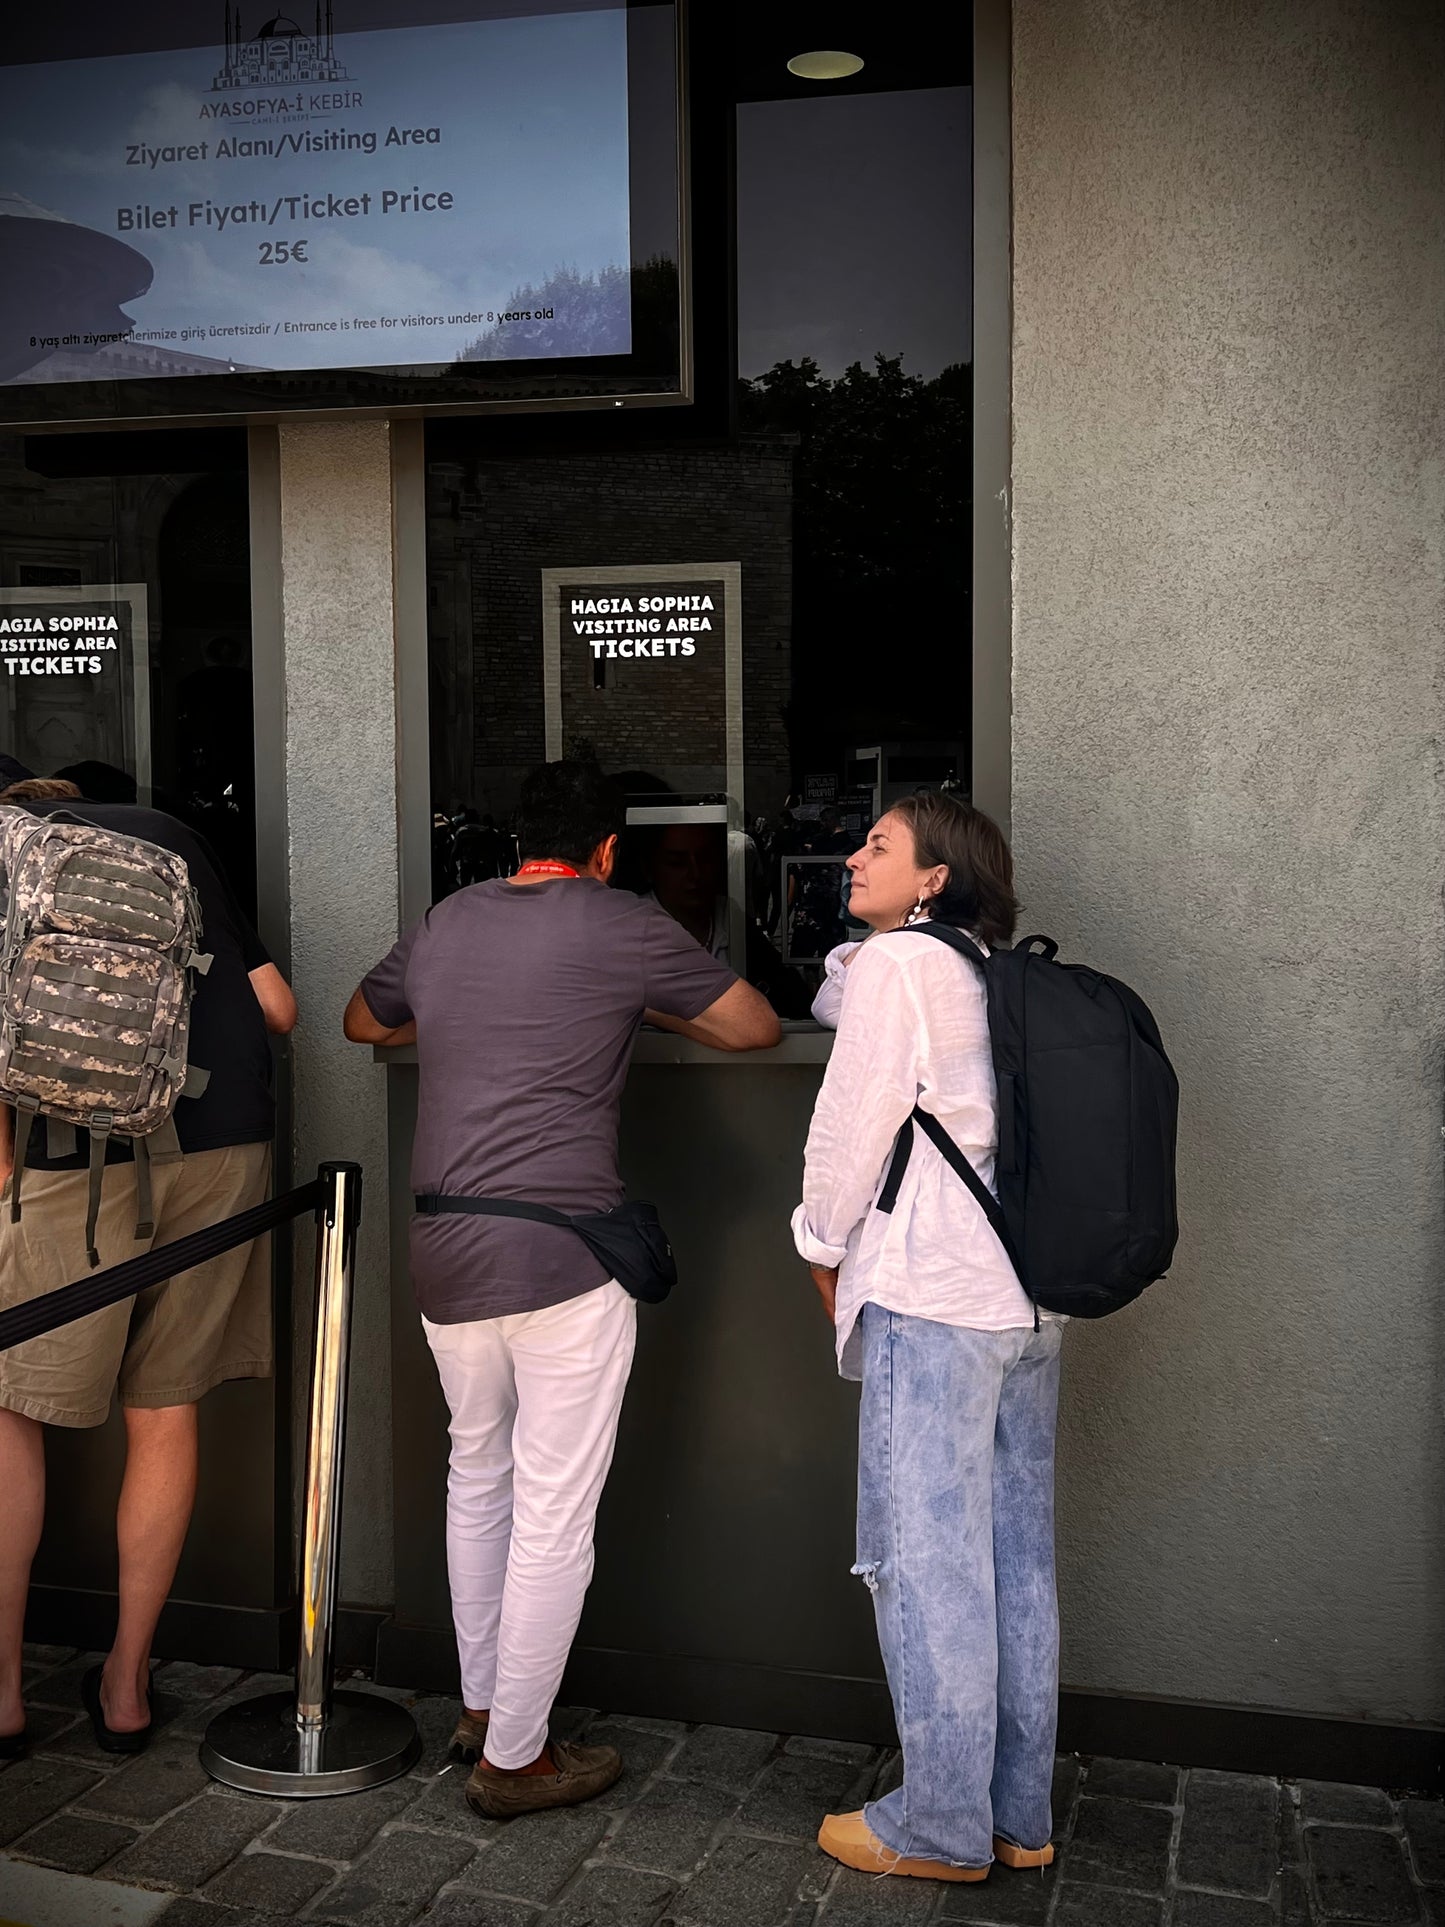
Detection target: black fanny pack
<box><xmin>413</xmin><ymin>1193</ymin><xmax>677</xmax><ymax>1305</ymax></box>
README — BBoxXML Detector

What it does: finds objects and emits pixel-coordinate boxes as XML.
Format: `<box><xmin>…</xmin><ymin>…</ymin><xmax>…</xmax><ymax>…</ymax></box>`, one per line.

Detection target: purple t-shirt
<box><xmin>361</xmin><ymin>876</ymin><xmax>736</xmax><ymax>1321</ymax></box>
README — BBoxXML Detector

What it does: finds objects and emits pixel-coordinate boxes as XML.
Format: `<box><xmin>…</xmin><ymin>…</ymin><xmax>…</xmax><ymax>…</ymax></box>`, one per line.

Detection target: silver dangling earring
<box><xmin>904</xmin><ymin>895</ymin><xmax>927</xmax><ymax>926</ymax></box>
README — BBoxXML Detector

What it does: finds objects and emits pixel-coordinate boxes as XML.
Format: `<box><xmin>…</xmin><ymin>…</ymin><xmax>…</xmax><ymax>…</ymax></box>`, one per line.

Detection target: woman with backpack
<box><xmin>792</xmin><ymin>790</ymin><xmax>1064</xmax><ymax>1886</ymax></box>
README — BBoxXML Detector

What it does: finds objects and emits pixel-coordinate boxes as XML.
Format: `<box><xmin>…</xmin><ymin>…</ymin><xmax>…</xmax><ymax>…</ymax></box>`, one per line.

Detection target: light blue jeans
<box><xmin>857</xmin><ymin>1303</ymin><xmax>1064</xmax><ymax>1869</ymax></box>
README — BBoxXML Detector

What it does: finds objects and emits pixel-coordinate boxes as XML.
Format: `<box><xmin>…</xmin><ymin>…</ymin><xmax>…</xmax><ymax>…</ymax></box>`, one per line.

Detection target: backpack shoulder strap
<box><xmin>876</xmin><ymin>1104</ymin><xmax>1022</xmax><ymax>1265</ymax></box>
<box><xmin>909</xmin><ymin>1106</ymin><xmax>1017</xmax><ymax>1260</ymax></box>
<box><xmin>901</xmin><ymin>921</ymin><xmax>989</xmax><ymax>969</ymax></box>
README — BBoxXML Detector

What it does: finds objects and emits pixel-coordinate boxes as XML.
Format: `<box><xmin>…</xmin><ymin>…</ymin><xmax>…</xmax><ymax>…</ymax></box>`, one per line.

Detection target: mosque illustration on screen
<box><xmin>212</xmin><ymin>5</ymin><xmax>351</xmax><ymax>91</ymax></box>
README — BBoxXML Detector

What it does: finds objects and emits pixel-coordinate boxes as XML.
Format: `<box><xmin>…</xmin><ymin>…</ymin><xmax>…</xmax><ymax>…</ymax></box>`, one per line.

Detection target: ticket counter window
<box><xmin>425</xmin><ymin>68</ymin><xmax>970</xmax><ymax>1015</ymax></box>
<box><xmin>0</xmin><ymin>434</ymin><xmax>257</xmax><ymax>914</ymax></box>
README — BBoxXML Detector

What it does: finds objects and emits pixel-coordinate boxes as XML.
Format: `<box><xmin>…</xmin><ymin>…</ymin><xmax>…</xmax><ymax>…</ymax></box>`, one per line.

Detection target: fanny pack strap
<box><xmin>415</xmin><ymin>1193</ymin><xmax>575</xmax><ymax>1229</ymax></box>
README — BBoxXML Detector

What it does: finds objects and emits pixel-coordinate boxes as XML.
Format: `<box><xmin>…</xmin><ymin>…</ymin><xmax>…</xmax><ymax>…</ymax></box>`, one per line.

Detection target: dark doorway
<box><xmin>156</xmin><ymin>473</ymin><xmax>257</xmax><ymax>918</ymax></box>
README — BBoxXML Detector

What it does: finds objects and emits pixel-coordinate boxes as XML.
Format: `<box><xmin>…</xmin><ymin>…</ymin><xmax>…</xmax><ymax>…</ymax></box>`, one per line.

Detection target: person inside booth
<box><xmin>640</xmin><ymin>822</ymin><xmax>812</xmax><ymax>1019</ymax></box>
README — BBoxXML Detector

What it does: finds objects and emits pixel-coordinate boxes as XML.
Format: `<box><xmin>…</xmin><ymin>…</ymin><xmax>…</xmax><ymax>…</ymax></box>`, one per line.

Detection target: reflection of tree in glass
<box><xmin>738</xmin><ymin>354</ymin><xmax>971</xmax><ymax>761</ymax></box>
<box><xmin>458</xmin><ymin>256</ymin><xmax>680</xmax><ymax>364</ymax></box>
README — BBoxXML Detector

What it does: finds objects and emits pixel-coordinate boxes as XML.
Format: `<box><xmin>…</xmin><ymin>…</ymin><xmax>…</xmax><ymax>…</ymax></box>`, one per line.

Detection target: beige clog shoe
<box><xmin>816</xmin><ymin>1810</ymin><xmax>990</xmax><ymax>1882</ymax></box>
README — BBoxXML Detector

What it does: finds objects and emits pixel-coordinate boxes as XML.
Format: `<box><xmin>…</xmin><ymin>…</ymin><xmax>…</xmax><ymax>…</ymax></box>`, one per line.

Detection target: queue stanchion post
<box><xmin>201</xmin><ymin>1161</ymin><xmax>420</xmax><ymax>1797</ymax></box>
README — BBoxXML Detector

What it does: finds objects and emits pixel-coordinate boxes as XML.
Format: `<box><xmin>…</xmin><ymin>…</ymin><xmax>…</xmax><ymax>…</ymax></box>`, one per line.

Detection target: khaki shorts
<box><xmin>0</xmin><ymin>1141</ymin><xmax>273</xmax><ymax>1428</ymax></box>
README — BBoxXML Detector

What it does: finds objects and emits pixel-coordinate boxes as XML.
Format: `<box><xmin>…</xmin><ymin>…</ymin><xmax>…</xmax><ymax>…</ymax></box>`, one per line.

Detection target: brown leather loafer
<box><xmin>817</xmin><ymin>1810</ymin><xmax>989</xmax><ymax>1882</ymax></box>
<box><xmin>465</xmin><ymin>1739</ymin><xmax>623</xmax><ymax>1820</ymax></box>
<box><xmin>448</xmin><ymin>1710</ymin><xmax>490</xmax><ymax>1764</ymax></box>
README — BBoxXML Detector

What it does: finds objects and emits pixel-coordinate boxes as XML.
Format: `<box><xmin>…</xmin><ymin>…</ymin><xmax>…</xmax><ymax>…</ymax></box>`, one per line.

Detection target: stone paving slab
<box><xmin>461</xmin><ymin>1805</ymin><xmax>610</xmax><ymax>1904</ymax></box>
<box><xmin>106</xmin><ymin>1788</ymin><xmax>282</xmax><ymax>1893</ymax></box>
<box><xmin>1064</xmin><ymin>1795</ymin><xmax>1175</xmax><ymax>1892</ymax></box>
<box><xmin>417</xmin><ymin>1896</ymin><xmax>538</xmax><ymax>1927</ymax></box>
<box><xmin>1300</xmin><ymin>1781</ymin><xmax>1398</xmax><ymax>1828</ymax></box>
<box><xmin>3</xmin><ymin>1657</ymin><xmax>1445</xmax><ymax>1927</ymax></box>
<box><xmin>0</xmin><ymin>1754</ymin><xmax>105</xmax><ymax>1847</ymax></box>
<box><xmin>602</xmin><ymin>1775</ymin><xmax>739</xmax><ymax>1878</ymax></box>
<box><xmin>1175</xmin><ymin>1771</ymin><xmax>1278</xmax><ymax>1898</ymax></box>
<box><xmin>545</xmin><ymin>1861</ymin><xmax>676</xmax><ymax>1925</ymax></box>
<box><xmin>934</xmin><ymin>1864</ymin><xmax>1057</xmax><ymax>1924</ymax></box>
<box><xmin>306</xmin><ymin>1826</ymin><xmax>477</xmax><ymax>1927</ymax></box>
<box><xmin>10</xmin><ymin>1808</ymin><xmax>138</xmax><ymax>1875</ymax></box>
<box><xmin>669</xmin><ymin>1723</ymin><xmax>780</xmax><ymax>1792</ymax></box>
<box><xmin>1304</xmin><ymin>1824</ymin><xmax>1420</xmax><ymax>1924</ymax></box>
<box><xmin>737</xmin><ymin>1753</ymin><xmax>874</xmax><ymax>1842</ymax></box>
<box><xmin>1084</xmin><ymin>1757</ymin><xmax>1181</xmax><ymax>1806</ymax></box>
<box><xmin>1172</xmin><ymin>1892</ymin><xmax>1275</xmax><ymax>1926</ymax></box>
<box><xmin>1406</xmin><ymin>1796</ymin><xmax>1445</xmax><ymax>1885</ymax></box>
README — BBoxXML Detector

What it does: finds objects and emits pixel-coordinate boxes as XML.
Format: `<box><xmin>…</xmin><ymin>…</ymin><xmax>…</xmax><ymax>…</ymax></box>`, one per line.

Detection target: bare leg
<box><xmin>104</xmin><ymin>1404</ymin><xmax>198</xmax><ymax>1731</ymax></box>
<box><xmin>0</xmin><ymin>1408</ymin><xmax>45</xmax><ymax>1738</ymax></box>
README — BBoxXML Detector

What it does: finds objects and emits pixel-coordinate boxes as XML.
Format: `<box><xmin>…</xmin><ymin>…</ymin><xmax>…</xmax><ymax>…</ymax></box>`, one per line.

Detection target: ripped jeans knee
<box><xmin>851</xmin><ymin>1558</ymin><xmax>881</xmax><ymax>1595</ymax></box>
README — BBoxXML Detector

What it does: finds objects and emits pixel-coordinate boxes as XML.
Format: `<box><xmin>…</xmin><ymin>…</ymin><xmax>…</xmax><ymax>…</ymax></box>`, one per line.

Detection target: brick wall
<box><xmin>427</xmin><ymin>438</ymin><xmax>794</xmax><ymax>816</ymax></box>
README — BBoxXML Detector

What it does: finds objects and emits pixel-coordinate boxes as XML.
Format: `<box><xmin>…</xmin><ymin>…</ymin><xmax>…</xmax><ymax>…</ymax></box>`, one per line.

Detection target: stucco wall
<box><xmin>279</xmin><ymin>419</ymin><xmax>397</xmax><ymax>1607</ymax></box>
<box><xmin>1011</xmin><ymin>0</ymin><xmax>1445</xmax><ymax>1725</ymax></box>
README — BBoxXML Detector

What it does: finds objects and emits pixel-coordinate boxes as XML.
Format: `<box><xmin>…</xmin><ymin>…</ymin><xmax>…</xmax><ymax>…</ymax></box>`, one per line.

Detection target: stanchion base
<box><xmin>201</xmin><ymin>1688</ymin><xmax>421</xmax><ymax>1798</ymax></box>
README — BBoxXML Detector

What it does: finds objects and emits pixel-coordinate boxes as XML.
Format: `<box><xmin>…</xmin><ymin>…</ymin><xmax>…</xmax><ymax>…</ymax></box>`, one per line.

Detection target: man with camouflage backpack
<box><xmin>0</xmin><ymin>784</ymin><xmax>297</xmax><ymax>1757</ymax></box>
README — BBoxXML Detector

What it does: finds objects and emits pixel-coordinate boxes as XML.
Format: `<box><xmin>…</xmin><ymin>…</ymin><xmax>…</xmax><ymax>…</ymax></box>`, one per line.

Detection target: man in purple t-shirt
<box><xmin>345</xmin><ymin>759</ymin><xmax>778</xmax><ymax>1819</ymax></box>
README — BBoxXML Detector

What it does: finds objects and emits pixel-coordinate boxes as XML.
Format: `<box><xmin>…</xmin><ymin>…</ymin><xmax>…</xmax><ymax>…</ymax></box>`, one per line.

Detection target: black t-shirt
<box><xmin>21</xmin><ymin>802</ymin><xmax>276</xmax><ymax>1168</ymax></box>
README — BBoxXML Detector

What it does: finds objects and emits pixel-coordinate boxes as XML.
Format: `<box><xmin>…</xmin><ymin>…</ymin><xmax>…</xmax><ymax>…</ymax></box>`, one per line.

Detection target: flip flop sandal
<box><xmin>81</xmin><ymin>1664</ymin><xmax>153</xmax><ymax>1755</ymax></box>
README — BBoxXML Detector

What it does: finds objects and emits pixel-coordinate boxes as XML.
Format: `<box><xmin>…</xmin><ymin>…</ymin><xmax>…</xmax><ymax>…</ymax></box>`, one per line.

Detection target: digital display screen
<box><xmin>0</xmin><ymin>1</ymin><xmax>684</xmax><ymax>426</ymax></box>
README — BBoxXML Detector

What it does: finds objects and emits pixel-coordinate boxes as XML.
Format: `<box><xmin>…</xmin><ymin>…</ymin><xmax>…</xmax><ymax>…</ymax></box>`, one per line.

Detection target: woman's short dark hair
<box><xmin>516</xmin><ymin>757</ymin><xmax>625</xmax><ymax>868</ymax></box>
<box><xmin>890</xmin><ymin>791</ymin><xmax>1018</xmax><ymax>946</ymax></box>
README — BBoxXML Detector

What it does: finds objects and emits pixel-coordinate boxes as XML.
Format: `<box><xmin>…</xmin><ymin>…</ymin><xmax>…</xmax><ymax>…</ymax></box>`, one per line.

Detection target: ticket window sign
<box><xmin>0</xmin><ymin>2</ymin><xmax>685</xmax><ymax>428</ymax></box>
<box><xmin>0</xmin><ymin>585</ymin><xmax>151</xmax><ymax>794</ymax></box>
<box><xmin>541</xmin><ymin>561</ymin><xmax>745</xmax><ymax>966</ymax></box>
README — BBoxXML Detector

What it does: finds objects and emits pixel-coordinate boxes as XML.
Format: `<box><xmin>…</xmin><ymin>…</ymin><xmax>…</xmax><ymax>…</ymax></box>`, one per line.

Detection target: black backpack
<box><xmin>877</xmin><ymin>923</ymin><xmax>1179</xmax><ymax>1318</ymax></box>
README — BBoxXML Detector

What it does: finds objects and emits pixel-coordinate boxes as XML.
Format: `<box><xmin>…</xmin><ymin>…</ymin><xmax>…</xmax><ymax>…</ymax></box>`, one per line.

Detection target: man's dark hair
<box><xmin>516</xmin><ymin>757</ymin><xmax>624</xmax><ymax>868</ymax></box>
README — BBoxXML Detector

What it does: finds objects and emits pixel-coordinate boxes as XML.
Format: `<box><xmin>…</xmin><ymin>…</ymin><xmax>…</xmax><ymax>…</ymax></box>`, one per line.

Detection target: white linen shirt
<box><xmin>791</xmin><ymin>925</ymin><xmax>1038</xmax><ymax>1377</ymax></box>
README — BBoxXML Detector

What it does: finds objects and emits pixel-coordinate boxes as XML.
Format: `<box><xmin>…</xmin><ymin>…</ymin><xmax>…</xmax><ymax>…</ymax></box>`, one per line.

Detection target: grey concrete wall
<box><xmin>278</xmin><ymin>419</ymin><xmax>397</xmax><ymax>1607</ymax></box>
<box><xmin>1011</xmin><ymin>0</ymin><xmax>1445</xmax><ymax>1725</ymax></box>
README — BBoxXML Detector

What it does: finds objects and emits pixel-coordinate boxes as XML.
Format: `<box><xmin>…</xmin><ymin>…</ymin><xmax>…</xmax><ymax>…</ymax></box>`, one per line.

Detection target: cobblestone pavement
<box><xmin>1</xmin><ymin>1649</ymin><xmax>1440</xmax><ymax>1927</ymax></box>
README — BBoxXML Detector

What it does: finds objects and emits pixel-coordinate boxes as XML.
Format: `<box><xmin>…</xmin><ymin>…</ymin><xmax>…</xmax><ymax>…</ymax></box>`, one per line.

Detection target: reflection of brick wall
<box><xmin>427</xmin><ymin>440</ymin><xmax>793</xmax><ymax>813</ymax></box>
<box><xmin>559</xmin><ymin>577</ymin><xmax>729</xmax><ymax>776</ymax></box>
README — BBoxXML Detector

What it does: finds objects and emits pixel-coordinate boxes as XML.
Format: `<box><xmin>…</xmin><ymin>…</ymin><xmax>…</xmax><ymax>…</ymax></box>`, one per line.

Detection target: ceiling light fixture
<box><xmin>786</xmin><ymin>49</ymin><xmax>865</xmax><ymax>80</ymax></box>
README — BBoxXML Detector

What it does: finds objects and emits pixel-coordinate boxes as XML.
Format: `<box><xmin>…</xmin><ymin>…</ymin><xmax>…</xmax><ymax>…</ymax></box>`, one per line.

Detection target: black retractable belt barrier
<box><xmin>0</xmin><ymin>1180</ymin><xmax>325</xmax><ymax>1353</ymax></box>
<box><xmin>1</xmin><ymin>1160</ymin><xmax>420</xmax><ymax>1799</ymax></box>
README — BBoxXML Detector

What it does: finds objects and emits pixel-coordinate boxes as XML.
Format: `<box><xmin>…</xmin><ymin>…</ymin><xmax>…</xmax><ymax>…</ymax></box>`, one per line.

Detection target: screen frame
<box><xmin>2</xmin><ymin>0</ymin><xmax>691</xmax><ymax>433</ymax></box>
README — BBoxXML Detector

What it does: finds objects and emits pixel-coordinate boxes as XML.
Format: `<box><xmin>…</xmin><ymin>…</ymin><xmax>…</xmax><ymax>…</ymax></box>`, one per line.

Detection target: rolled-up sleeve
<box><xmin>359</xmin><ymin>920</ymin><xmax>421</xmax><ymax>1030</ymax></box>
<box><xmin>791</xmin><ymin>945</ymin><xmax>921</xmax><ymax>1266</ymax></box>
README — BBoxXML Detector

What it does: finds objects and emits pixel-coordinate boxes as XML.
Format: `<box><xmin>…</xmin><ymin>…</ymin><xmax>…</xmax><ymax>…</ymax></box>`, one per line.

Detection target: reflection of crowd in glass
<box><xmin>433</xmin><ymin>807</ymin><xmax>520</xmax><ymax>896</ymax></box>
<box><xmin>432</xmin><ymin>782</ymin><xmax>868</xmax><ymax>1020</ymax></box>
<box><xmin>753</xmin><ymin>803</ymin><xmax>862</xmax><ymax>959</ymax></box>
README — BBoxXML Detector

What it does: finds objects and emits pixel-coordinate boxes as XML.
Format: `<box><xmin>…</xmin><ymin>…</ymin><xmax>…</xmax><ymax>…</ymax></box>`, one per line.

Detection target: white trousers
<box><xmin>422</xmin><ymin>1280</ymin><xmax>637</xmax><ymax>1768</ymax></box>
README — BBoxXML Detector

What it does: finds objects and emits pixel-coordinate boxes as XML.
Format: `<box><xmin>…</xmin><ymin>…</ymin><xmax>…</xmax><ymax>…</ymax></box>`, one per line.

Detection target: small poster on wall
<box><xmin>0</xmin><ymin>584</ymin><xmax>151</xmax><ymax>794</ymax></box>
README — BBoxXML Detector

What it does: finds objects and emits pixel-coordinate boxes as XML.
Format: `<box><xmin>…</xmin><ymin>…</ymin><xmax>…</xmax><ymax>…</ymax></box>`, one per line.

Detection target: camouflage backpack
<box><xmin>0</xmin><ymin>806</ymin><xmax>212</xmax><ymax>1268</ymax></box>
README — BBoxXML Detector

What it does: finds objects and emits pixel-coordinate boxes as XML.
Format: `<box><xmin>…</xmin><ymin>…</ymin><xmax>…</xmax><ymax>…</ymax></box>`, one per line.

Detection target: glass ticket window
<box><xmin>0</xmin><ymin>432</ymin><xmax>257</xmax><ymax>915</ymax></box>
<box><xmin>425</xmin><ymin>43</ymin><xmax>971</xmax><ymax>1019</ymax></box>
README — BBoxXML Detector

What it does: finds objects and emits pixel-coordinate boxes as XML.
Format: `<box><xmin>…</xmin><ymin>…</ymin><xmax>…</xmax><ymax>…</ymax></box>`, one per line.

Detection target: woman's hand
<box><xmin>809</xmin><ymin>1263</ymin><xmax>839</xmax><ymax>1321</ymax></box>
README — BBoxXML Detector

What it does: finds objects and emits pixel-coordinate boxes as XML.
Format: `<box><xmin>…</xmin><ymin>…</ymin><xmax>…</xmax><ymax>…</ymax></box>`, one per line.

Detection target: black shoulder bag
<box><xmin>413</xmin><ymin>1193</ymin><xmax>677</xmax><ymax>1305</ymax></box>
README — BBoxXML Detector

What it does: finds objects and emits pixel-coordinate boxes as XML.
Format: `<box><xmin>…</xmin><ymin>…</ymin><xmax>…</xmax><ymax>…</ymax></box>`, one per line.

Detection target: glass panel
<box><xmin>425</xmin><ymin>75</ymin><xmax>970</xmax><ymax>1017</ymax></box>
<box><xmin>0</xmin><ymin>434</ymin><xmax>257</xmax><ymax>914</ymax></box>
